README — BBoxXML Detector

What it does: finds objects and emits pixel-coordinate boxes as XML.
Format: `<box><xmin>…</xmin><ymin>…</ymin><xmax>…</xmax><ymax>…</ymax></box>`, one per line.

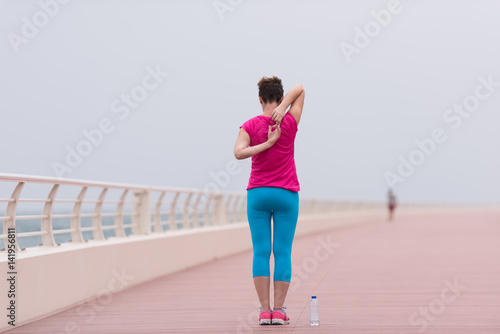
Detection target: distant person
<box><xmin>234</xmin><ymin>76</ymin><xmax>305</xmax><ymax>325</ymax></box>
<box><xmin>388</xmin><ymin>188</ymin><xmax>397</xmax><ymax>221</ymax></box>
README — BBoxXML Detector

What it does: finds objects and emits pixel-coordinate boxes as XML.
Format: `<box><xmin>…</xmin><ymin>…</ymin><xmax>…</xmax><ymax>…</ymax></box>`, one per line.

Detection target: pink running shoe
<box><xmin>259</xmin><ymin>308</ymin><xmax>272</xmax><ymax>325</ymax></box>
<box><xmin>271</xmin><ymin>307</ymin><xmax>290</xmax><ymax>325</ymax></box>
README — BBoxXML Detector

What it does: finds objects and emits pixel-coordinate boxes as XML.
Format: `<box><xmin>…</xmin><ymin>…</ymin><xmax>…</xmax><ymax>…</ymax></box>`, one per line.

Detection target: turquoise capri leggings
<box><xmin>247</xmin><ymin>187</ymin><xmax>299</xmax><ymax>282</ymax></box>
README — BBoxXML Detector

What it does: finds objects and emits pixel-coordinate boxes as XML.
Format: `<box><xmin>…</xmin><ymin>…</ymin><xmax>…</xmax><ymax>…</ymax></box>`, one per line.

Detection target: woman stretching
<box><xmin>234</xmin><ymin>76</ymin><xmax>305</xmax><ymax>325</ymax></box>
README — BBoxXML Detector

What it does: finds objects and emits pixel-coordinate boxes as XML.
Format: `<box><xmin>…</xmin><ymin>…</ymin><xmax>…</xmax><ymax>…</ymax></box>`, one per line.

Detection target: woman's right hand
<box><xmin>271</xmin><ymin>105</ymin><xmax>286</xmax><ymax>125</ymax></box>
<box><xmin>267</xmin><ymin>124</ymin><xmax>281</xmax><ymax>145</ymax></box>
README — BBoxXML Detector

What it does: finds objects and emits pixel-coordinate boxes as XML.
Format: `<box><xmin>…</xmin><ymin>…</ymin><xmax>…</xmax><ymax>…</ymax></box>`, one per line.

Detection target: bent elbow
<box><xmin>234</xmin><ymin>151</ymin><xmax>243</xmax><ymax>160</ymax></box>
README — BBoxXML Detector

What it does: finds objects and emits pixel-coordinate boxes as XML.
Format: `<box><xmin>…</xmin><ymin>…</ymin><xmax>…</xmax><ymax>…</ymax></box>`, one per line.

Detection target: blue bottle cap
<box><xmin>312</xmin><ymin>296</ymin><xmax>317</xmax><ymax>299</ymax></box>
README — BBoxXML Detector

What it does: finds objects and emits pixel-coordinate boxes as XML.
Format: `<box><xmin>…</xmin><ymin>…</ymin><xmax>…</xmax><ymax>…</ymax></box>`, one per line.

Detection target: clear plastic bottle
<box><xmin>309</xmin><ymin>296</ymin><xmax>319</xmax><ymax>326</ymax></box>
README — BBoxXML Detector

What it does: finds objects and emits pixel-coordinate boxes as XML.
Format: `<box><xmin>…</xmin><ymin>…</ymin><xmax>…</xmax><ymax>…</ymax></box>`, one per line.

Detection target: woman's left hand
<box><xmin>267</xmin><ymin>124</ymin><xmax>281</xmax><ymax>145</ymax></box>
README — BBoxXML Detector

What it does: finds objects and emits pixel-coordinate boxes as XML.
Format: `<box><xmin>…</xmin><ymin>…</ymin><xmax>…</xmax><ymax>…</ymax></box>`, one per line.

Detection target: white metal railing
<box><xmin>0</xmin><ymin>173</ymin><xmax>384</xmax><ymax>251</ymax></box>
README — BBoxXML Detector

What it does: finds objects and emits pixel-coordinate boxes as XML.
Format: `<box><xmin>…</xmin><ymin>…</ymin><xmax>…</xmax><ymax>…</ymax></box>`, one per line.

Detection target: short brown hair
<box><xmin>257</xmin><ymin>76</ymin><xmax>283</xmax><ymax>104</ymax></box>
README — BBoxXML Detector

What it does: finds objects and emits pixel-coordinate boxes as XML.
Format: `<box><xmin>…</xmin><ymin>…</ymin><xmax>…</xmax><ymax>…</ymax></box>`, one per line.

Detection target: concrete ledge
<box><xmin>1</xmin><ymin>222</ymin><xmax>255</xmax><ymax>331</ymax></box>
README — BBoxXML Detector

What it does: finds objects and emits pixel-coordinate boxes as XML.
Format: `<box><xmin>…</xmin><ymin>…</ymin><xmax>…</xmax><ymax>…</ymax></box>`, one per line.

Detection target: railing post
<box><xmin>329</xmin><ymin>201</ymin><xmax>336</xmax><ymax>213</ymax></box>
<box><xmin>303</xmin><ymin>200</ymin><xmax>310</xmax><ymax>215</ymax></box>
<box><xmin>238</xmin><ymin>196</ymin><xmax>247</xmax><ymax>222</ymax></box>
<box><xmin>192</xmin><ymin>193</ymin><xmax>202</xmax><ymax>227</ymax></box>
<box><xmin>132</xmin><ymin>190</ymin><xmax>151</xmax><ymax>235</ymax></box>
<box><xmin>182</xmin><ymin>193</ymin><xmax>193</xmax><ymax>229</ymax></box>
<box><xmin>203</xmin><ymin>193</ymin><xmax>213</xmax><ymax>226</ymax></box>
<box><xmin>153</xmin><ymin>191</ymin><xmax>166</xmax><ymax>233</ymax></box>
<box><xmin>225</xmin><ymin>195</ymin><xmax>233</xmax><ymax>223</ymax></box>
<box><xmin>70</xmin><ymin>186</ymin><xmax>87</xmax><ymax>243</ymax></box>
<box><xmin>169</xmin><ymin>192</ymin><xmax>179</xmax><ymax>230</ymax></box>
<box><xmin>242</xmin><ymin>197</ymin><xmax>247</xmax><ymax>220</ymax></box>
<box><xmin>212</xmin><ymin>194</ymin><xmax>227</xmax><ymax>225</ymax></box>
<box><xmin>232</xmin><ymin>196</ymin><xmax>240</xmax><ymax>223</ymax></box>
<box><xmin>4</xmin><ymin>182</ymin><xmax>24</xmax><ymax>251</ymax></box>
<box><xmin>92</xmin><ymin>188</ymin><xmax>108</xmax><ymax>240</ymax></box>
<box><xmin>115</xmin><ymin>189</ymin><xmax>129</xmax><ymax>237</ymax></box>
<box><xmin>317</xmin><ymin>201</ymin><xmax>324</xmax><ymax>214</ymax></box>
<box><xmin>311</xmin><ymin>200</ymin><xmax>318</xmax><ymax>214</ymax></box>
<box><xmin>41</xmin><ymin>184</ymin><xmax>59</xmax><ymax>246</ymax></box>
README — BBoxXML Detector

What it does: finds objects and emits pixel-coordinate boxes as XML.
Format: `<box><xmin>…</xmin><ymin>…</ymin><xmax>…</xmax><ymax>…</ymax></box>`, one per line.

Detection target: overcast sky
<box><xmin>1</xmin><ymin>0</ymin><xmax>499</xmax><ymax>203</ymax></box>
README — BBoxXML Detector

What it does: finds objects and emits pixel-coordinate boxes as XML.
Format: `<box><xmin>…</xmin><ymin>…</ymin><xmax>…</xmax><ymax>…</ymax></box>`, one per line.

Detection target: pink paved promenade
<box><xmin>9</xmin><ymin>209</ymin><xmax>500</xmax><ymax>333</ymax></box>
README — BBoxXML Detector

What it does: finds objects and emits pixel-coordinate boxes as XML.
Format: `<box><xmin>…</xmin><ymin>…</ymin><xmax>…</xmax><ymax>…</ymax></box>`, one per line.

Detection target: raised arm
<box><xmin>234</xmin><ymin>125</ymin><xmax>281</xmax><ymax>160</ymax></box>
<box><xmin>272</xmin><ymin>84</ymin><xmax>305</xmax><ymax>125</ymax></box>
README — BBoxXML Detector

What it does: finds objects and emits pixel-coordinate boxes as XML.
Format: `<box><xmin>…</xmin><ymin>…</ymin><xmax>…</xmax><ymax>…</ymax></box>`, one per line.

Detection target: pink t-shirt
<box><xmin>240</xmin><ymin>112</ymin><xmax>300</xmax><ymax>192</ymax></box>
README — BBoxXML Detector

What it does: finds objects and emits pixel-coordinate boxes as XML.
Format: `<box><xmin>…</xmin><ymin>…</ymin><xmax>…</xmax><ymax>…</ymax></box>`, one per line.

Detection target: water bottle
<box><xmin>309</xmin><ymin>296</ymin><xmax>319</xmax><ymax>326</ymax></box>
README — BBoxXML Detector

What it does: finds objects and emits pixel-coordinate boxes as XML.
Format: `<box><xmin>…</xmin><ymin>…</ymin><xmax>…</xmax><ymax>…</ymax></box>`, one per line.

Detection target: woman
<box><xmin>388</xmin><ymin>188</ymin><xmax>397</xmax><ymax>221</ymax></box>
<box><xmin>234</xmin><ymin>76</ymin><xmax>305</xmax><ymax>325</ymax></box>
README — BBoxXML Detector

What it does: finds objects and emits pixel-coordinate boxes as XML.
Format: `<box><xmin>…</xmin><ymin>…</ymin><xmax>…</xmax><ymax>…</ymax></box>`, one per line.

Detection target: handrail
<box><xmin>0</xmin><ymin>173</ymin><xmax>384</xmax><ymax>252</ymax></box>
<box><xmin>0</xmin><ymin>173</ymin><xmax>227</xmax><ymax>194</ymax></box>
